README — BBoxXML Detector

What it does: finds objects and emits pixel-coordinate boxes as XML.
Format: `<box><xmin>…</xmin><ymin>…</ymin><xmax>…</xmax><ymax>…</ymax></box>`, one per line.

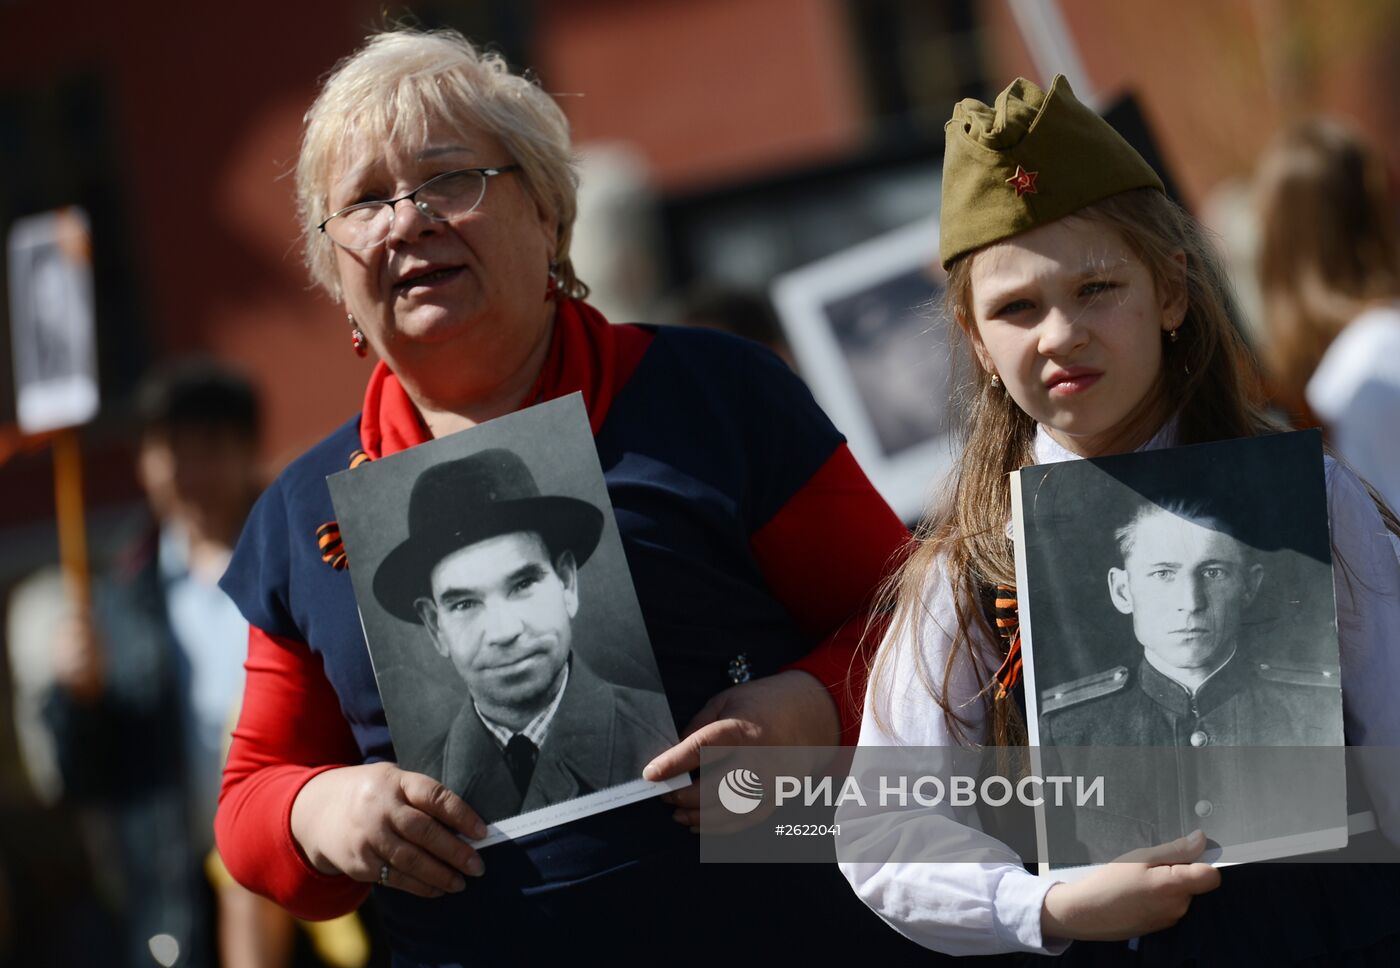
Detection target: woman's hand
<box><xmin>290</xmin><ymin>762</ymin><xmax>489</xmax><ymax>898</ymax></box>
<box><xmin>642</xmin><ymin>670</ymin><xmax>841</xmax><ymax>827</ymax></box>
<box><xmin>1040</xmin><ymin>830</ymin><xmax>1222</xmax><ymax>942</ymax></box>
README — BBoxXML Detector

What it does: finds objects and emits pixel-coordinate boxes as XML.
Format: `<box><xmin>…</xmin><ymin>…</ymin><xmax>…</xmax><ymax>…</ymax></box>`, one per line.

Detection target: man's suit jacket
<box><xmin>439</xmin><ymin>654</ymin><xmax>675</xmax><ymax>823</ymax></box>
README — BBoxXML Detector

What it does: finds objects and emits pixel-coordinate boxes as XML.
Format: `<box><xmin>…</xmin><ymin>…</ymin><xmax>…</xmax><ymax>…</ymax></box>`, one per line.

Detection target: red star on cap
<box><xmin>1006</xmin><ymin>165</ymin><xmax>1039</xmax><ymax>196</ymax></box>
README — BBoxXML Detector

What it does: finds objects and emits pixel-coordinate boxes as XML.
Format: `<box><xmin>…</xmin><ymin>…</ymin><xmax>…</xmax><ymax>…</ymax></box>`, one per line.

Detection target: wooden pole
<box><xmin>51</xmin><ymin>427</ymin><xmax>91</xmax><ymax>610</ymax></box>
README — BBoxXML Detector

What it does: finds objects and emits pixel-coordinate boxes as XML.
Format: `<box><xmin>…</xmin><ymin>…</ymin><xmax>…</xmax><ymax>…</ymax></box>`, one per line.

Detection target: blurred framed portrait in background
<box><xmin>771</xmin><ymin>215</ymin><xmax>957</xmax><ymax>523</ymax></box>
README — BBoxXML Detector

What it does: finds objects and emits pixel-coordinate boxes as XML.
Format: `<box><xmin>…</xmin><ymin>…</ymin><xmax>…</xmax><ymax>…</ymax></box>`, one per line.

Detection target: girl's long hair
<box><xmin>1255</xmin><ymin>118</ymin><xmax>1400</xmax><ymax>423</ymax></box>
<box><xmin>869</xmin><ymin>187</ymin><xmax>1282</xmax><ymax>748</ymax></box>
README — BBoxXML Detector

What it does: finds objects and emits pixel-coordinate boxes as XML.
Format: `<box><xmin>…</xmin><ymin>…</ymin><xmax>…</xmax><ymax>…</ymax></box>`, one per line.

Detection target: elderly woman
<box><xmin>215</xmin><ymin>28</ymin><xmax>912</xmax><ymax>964</ymax></box>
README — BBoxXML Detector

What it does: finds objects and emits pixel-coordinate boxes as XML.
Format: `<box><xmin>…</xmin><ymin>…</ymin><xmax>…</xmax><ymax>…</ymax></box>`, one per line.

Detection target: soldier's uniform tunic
<box><xmin>1039</xmin><ymin>654</ymin><xmax>1343</xmax><ymax>860</ymax></box>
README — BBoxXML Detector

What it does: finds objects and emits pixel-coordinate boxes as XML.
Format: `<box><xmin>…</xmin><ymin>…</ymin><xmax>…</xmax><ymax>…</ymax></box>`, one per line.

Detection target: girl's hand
<box><xmin>290</xmin><ymin>762</ymin><xmax>489</xmax><ymax>898</ymax></box>
<box><xmin>1040</xmin><ymin>830</ymin><xmax>1222</xmax><ymax>942</ymax></box>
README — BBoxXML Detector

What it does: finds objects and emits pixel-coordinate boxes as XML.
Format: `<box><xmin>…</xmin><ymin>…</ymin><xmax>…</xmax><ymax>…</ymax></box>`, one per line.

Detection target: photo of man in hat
<box><xmin>371</xmin><ymin>447</ymin><xmax>675</xmax><ymax>824</ymax></box>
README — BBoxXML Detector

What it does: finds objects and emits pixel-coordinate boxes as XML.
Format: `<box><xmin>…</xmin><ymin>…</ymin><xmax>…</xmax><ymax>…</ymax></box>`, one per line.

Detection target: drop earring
<box><xmin>1168</xmin><ymin>325</ymin><xmax>1191</xmax><ymax>374</ymax></box>
<box><xmin>348</xmin><ymin>313</ymin><xmax>368</xmax><ymax>357</ymax></box>
<box><xmin>989</xmin><ymin>373</ymin><xmax>1002</xmax><ymax>387</ymax></box>
<box><xmin>545</xmin><ymin>260</ymin><xmax>561</xmax><ymax>298</ymax></box>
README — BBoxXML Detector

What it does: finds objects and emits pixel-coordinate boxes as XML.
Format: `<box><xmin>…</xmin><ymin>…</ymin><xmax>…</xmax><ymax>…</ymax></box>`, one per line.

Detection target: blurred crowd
<box><xmin>2</xmin><ymin>363</ymin><xmax>373</xmax><ymax>966</ymax></box>
<box><xmin>0</xmin><ymin>82</ymin><xmax>1398</xmax><ymax>968</ymax></box>
<box><xmin>1254</xmin><ymin>117</ymin><xmax>1400</xmax><ymax>512</ymax></box>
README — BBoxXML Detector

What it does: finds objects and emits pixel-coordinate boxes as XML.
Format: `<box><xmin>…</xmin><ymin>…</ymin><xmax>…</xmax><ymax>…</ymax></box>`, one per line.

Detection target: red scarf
<box><xmin>357</xmin><ymin>299</ymin><xmax>651</xmax><ymax>460</ymax></box>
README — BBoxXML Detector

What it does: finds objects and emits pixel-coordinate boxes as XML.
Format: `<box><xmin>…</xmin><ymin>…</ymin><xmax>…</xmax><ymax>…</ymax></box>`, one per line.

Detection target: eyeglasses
<box><xmin>318</xmin><ymin>165</ymin><xmax>523</xmax><ymax>249</ymax></box>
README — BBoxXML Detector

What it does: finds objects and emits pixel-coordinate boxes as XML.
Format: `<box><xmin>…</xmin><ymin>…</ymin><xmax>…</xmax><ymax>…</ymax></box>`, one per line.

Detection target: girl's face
<box><xmin>967</xmin><ymin>217</ymin><xmax>1184</xmax><ymax>457</ymax></box>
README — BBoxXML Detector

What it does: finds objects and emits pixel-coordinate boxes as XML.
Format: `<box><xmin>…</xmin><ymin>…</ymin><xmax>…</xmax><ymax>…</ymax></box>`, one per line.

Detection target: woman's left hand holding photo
<box><xmin>290</xmin><ymin>762</ymin><xmax>489</xmax><ymax>897</ymax></box>
<box><xmin>644</xmin><ymin>669</ymin><xmax>841</xmax><ymax>827</ymax></box>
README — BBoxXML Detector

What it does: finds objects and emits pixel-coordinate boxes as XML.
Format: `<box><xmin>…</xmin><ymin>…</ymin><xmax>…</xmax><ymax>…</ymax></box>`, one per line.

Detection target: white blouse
<box><xmin>839</xmin><ymin>427</ymin><xmax>1400</xmax><ymax>957</ymax></box>
<box><xmin>1306</xmin><ymin>304</ymin><xmax>1400</xmax><ymax>516</ymax></box>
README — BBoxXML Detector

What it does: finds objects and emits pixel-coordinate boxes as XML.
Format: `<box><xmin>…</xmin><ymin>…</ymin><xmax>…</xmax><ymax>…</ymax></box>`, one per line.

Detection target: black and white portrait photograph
<box><xmin>771</xmin><ymin>216</ymin><xmax>958</xmax><ymax>522</ymax></box>
<box><xmin>1012</xmin><ymin>431</ymin><xmax>1347</xmax><ymax>869</ymax></box>
<box><xmin>328</xmin><ymin>394</ymin><xmax>684</xmax><ymax>845</ymax></box>
<box><xmin>821</xmin><ymin>266</ymin><xmax>951</xmax><ymax>459</ymax></box>
<box><xmin>5</xmin><ymin>206</ymin><xmax>99</xmax><ymax>433</ymax></box>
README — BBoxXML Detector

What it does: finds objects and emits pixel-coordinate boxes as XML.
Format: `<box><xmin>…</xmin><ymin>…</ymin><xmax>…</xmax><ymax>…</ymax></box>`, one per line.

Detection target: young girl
<box><xmin>842</xmin><ymin>75</ymin><xmax>1400</xmax><ymax>964</ymax></box>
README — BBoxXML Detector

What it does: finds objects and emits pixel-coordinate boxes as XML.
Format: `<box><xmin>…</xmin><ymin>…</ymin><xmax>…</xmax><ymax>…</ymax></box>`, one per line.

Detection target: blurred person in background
<box><xmin>674</xmin><ymin>286</ymin><xmax>796</xmax><ymax>367</ymax></box>
<box><xmin>1255</xmin><ymin>117</ymin><xmax>1400</xmax><ymax>511</ymax></box>
<box><xmin>5</xmin><ymin>570</ymin><xmax>126</xmax><ymax>966</ymax></box>
<box><xmin>215</xmin><ymin>27</ymin><xmax>913</xmax><ymax>966</ymax></box>
<box><xmin>41</xmin><ymin>361</ymin><xmax>349</xmax><ymax>968</ymax></box>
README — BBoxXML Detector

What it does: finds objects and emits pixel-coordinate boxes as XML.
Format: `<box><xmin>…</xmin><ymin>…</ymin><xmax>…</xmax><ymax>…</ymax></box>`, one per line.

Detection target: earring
<box><xmin>989</xmin><ymin>373</ymin><xmax>1001</xmax><ymax>387</ymax></box>
<box><xmin>348</xmin><ymin>313</ymin><xmax>368</xmax><ymax>358</ymax></box>
<box><xmin>1167</xmin><ymin>326</ymin><xmax>1180</xmax><ymax>344</ymax></box>
<box><xmin>545</xmin><ymin>260</ymin><xmax>562</xmax><ymax>298</ymax></box>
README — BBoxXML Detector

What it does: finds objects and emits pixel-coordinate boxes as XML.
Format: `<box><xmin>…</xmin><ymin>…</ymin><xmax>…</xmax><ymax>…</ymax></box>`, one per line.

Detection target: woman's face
<box><xmin>327</xmin><ymin>120</ymin><xmax>557</xmax><ymax>366</ymax></box>
<box><xmin>966</xmin><ymin>217</ymin><xmax>1183</xmax><ymax>457</ymax></box>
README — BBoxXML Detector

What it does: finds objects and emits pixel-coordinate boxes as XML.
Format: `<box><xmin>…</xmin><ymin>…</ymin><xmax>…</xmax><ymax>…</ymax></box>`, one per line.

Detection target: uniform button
<box><xmin>1195</xmin><ymin>799</ymin><xmax>1213</xmax><ymax>818</ymax></box>
<box><xmin>1189</xmin><ymin>730</ymin><xmax>1209</xmax><ymax>747</ymax></box>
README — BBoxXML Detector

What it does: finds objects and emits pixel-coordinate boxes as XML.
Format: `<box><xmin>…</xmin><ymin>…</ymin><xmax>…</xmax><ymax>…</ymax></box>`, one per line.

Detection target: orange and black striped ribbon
<box><xmin>316</xmin><ymin>522</ymin><xmax>347</xmax><ymax>570</ymax></box>
<box><xmin>990</xmin><ymin>583</ymin><xmax>1022</xmax><ymax>700</ymax></box>
<box><xmin>314</xmin><ymin>450</ymin><xmax>373</xmax><ymax>571</ymax></box>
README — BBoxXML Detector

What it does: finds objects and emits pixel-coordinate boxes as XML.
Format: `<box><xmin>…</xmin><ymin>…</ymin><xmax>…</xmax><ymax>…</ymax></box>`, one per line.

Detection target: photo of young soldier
<box><xmin>1013</xmin><ymin>431</ymin><xmax>1346</xmax><ymax>866</ymax></box>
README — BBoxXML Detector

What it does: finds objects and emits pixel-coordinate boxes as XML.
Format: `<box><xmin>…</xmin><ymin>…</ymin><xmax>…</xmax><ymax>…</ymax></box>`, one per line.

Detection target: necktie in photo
<box><xmin>504</xmin><ymin>734</ymin><xmax>539</xmax><ymax>797</ymax></box>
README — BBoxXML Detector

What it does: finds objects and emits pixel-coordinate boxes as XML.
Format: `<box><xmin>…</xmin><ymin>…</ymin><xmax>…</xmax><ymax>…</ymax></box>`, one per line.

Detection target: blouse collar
<box><xmin>1031</xmin><ymin>418</ymin><xmax>1180</xmax><ymax>466</ymax></box>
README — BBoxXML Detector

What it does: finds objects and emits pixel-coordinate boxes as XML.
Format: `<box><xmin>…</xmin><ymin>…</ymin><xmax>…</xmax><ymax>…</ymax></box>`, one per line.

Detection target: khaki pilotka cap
<box><xmin>939</xmin><ymin>74</ymin><xmax>1165</xmax><ymax>269</ymax></box>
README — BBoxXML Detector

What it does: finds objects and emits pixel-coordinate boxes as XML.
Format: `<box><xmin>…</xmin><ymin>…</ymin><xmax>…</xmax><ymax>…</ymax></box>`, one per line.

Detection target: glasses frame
<box><xmin>317</xmin><ymin>165</ymin><xmax>523</xmax><ymax>249</ymax></box>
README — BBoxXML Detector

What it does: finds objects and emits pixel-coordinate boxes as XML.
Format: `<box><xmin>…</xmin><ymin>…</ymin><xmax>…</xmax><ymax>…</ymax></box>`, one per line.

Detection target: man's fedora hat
<box><xmin>373</xmin><ymin>448</ymin><xmax>604</xmax><ymax>623</ymax></box>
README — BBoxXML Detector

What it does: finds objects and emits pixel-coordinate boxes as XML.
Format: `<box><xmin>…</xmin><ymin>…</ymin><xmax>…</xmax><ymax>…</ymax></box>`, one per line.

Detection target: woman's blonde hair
<box><xmin>296</xmin><ymin>28</ymin><xmax>588</xmax><ymax>301</ymax></box>
<box><xmin>869</xmin><ymin>187</ymin><xmax>1278</xmax><ymax>748</ymax></box>
<box><xmin>1255</xmin><ymin>117</ymin><xmax>1400</xmax><ymax>422</ymax></box>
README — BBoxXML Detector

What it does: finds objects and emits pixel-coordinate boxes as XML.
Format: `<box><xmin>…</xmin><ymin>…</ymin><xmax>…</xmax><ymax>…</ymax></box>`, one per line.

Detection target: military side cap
<box><xmin>939</xmin><ymin>74</ymin><xmax>1164</xmax><ymax>268</ymax></box>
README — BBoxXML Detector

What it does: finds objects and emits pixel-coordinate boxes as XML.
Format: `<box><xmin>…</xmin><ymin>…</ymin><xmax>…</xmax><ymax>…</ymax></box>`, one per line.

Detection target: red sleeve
<box><xmin>215</xmin><ymin>626</ymin><xmax>371</xmax><ymax>920</ymax></box>
<box><xmin>750</xmin><ymin>443</ymin><xmax>911</xmax><ymax>743</ymax></box>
